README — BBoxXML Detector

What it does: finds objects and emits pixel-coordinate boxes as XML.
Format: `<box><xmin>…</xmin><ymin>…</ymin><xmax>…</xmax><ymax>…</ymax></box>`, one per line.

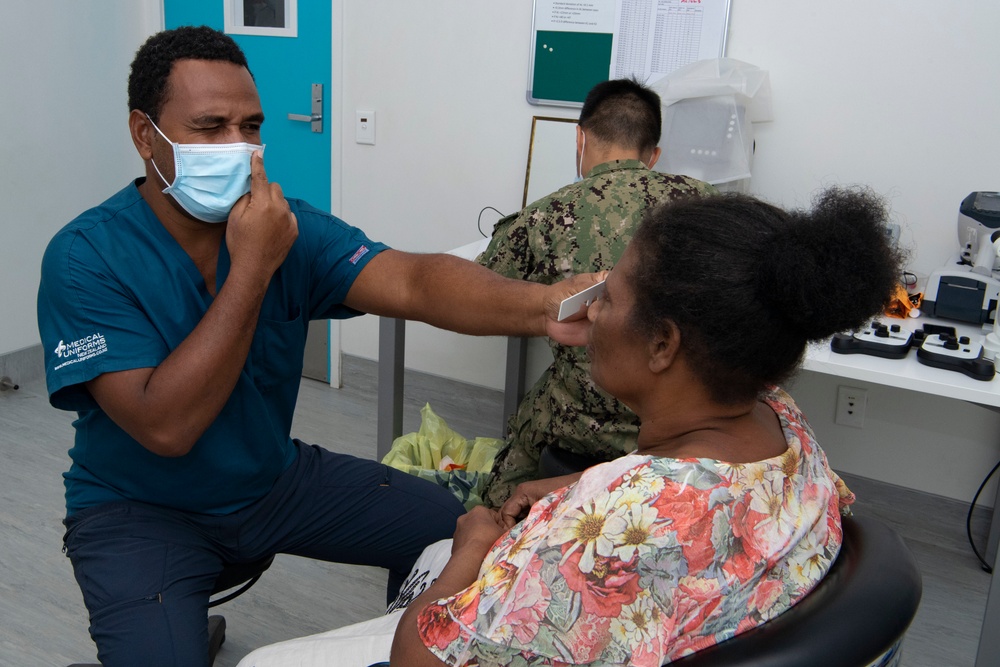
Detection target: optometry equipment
<box><xmin>923</xmin><ymin>192</ymin><xmax>1000</xmax><ymax>325</ymax></box>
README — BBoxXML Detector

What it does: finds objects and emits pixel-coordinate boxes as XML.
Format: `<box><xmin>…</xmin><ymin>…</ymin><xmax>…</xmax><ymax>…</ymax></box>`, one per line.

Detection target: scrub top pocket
<box><xmin>249</xmin><ymin>304</ymin><xmax>307</xmax><ymax>392</ymax></box>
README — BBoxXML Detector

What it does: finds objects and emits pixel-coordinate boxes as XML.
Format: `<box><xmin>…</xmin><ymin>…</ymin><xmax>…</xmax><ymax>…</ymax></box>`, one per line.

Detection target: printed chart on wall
<box><xmin>528</xmin><ymin>0</ymin><xmax>731</xmax><ymax>107</ymax></box>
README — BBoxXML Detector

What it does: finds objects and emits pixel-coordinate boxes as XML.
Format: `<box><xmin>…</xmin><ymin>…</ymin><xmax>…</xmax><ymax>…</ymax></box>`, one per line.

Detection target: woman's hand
<box><xmin>499</xmin><ymin>473</ymin><xmax>583</xmax><ymax>528</ymax></box>
<box><xmin>390</xmin><ymin>477</ymin><xmax>573</xmax><ymax>667</ymax></box>
<box><xmin>391</xmin><ymin>506</ymin><xmax>505</xmax><ymax>667</ymax></box>
<box><xmin>452</xmin><ymin>506</ymin><xmax>507</xmax><ymax>559</ymax></box>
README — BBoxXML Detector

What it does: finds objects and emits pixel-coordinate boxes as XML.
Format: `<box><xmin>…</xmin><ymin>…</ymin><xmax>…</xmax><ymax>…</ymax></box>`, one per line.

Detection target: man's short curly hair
<box><xmin>127</xmin><ymin>25</ymin><xmax>253</xmax><ymax>122</ymax></box>
<box><xmin>579</xmin><ymin>78</ymin><xmax>662</xmax><ymax>154</ymax></box>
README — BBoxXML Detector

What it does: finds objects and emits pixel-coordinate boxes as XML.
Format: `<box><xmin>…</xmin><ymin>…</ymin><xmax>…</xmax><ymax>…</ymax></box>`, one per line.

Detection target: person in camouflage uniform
<box><xmin>478</xmin><ymin>78</ymin><xmax>716</xmax><ymax>507</ymax></box>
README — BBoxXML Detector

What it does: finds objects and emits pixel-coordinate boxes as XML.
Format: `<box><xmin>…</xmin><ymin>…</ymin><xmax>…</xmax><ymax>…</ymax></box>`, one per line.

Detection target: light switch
<box><xmin>356</xmin><ymin>109</ymin><xmax>375</xmax><ymax>145</ymax></box>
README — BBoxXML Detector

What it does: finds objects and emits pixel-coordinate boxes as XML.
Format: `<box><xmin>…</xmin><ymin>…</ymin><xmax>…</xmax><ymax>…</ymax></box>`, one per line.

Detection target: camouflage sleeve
<box><xmin>693</xmin><ymin>179</ymin><xmax>719</xmax><ymax>196</ymax></box>
<box><xmin>657</xmin><ymin>174</ymin><xmax>718</xmax><ymax>198</ymax></box>
<box><xmin>476</xmin><ymin>209</ymin><xmax>536</xmax><ymax>281</ymax></box>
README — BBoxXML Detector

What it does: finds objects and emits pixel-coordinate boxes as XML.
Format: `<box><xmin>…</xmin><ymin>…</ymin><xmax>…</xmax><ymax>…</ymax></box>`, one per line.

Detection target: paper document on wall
<box><xmin>610</xmin><ymin>0</ymin><xmax>730</xmax><ymax>82</ymax></box>
<box><xmin>534</xmin><ymin>0</ymin><xmax>617</xmax><ymax>33</ymax></box>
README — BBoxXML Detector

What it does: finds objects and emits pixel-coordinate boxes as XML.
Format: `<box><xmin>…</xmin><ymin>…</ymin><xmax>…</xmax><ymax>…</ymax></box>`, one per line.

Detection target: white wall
<box><xmin>336</xmin><ymin>0</ymin><xmax>1000</xmax><ymax>504</ymax></box>
<box><xmin>721</xmin><ymin>2</ymin><xmax>1000</xmax><ymax>506</ymax></box>
<box><xmin>0</xmin><ymin>1</ymin><xmax>161</xmax><ymax>359</ymax></box>
<box><xmin>338</xmin><ymin>1</ymin><xmax>575</xmax><ymax>388</ymax></box>
<box><xmin>3</xmin><ymin>1</ymin><xmax>998</xmax><ymax>504</ymax></box>
<box><xmin>338</xmin><ymin>0</ymin><xmax>1000</xmax><ymax>385</ymax></box>
<box><xmin>726</xmin><ymin>2</ymin><xmax>999</xmax><ymax>273</ymax></box>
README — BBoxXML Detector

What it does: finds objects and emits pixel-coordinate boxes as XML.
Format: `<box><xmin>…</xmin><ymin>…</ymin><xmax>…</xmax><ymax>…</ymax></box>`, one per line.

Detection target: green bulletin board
<box><xmin>527</xmin><ymin>0</ymin><xmax>731</xmax><ymax>108</ymax></box>
<box><xmin>531</xmin><ymin>30</ymin><xmax>613</xmax><ymax>107</ymax></box>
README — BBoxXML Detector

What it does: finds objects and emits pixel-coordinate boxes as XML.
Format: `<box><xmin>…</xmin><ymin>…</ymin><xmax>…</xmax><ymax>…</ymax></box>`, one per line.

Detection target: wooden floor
<box><xmin>0</xmin><ymin>355</ymin><xmax>993</xmax><ymax>666</ymax></box>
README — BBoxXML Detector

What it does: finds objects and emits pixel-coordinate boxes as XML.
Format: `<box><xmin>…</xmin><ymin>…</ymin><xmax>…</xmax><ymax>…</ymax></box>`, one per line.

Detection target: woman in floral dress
<box><xmin>237</xmin><ymin>188</ymin><xmax>903</xmax><ymax>667</ymax></box>
<box><xmin>388</xmin><ymin>187</ymin><xmax>903</xmax><ymax>667</ymax></box>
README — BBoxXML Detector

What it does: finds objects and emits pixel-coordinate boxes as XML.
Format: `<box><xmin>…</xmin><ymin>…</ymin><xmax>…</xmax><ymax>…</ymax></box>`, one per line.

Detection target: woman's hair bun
<box><xmin>759</xmin><ymin>186</ymin><xmax>904</xmax><ymax>341</ymax></box>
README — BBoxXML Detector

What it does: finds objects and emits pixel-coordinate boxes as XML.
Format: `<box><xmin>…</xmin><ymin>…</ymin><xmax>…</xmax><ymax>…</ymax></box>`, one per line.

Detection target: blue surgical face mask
<box><xmin>147</xmin><ymin>115</ymin><xmax>264</xmax><ymax>223</ymax></box>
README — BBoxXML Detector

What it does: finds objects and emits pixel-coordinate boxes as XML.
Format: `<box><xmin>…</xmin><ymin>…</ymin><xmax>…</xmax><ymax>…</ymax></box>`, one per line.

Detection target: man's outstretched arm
<box><xmin>343</xmin><ymin>249</ymin><xmax>602</xmax><ymax>345</ymax></box>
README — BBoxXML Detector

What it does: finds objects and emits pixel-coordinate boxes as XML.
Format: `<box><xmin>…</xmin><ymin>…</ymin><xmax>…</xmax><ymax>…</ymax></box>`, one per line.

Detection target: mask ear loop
<box><xmin>144</xmin><ymin>114</ymin><xmax>177</xmax><ymax>190</ymax></box>
<box><xmin>577</xmin><ymin>131</ymin><xmax>586</xmax><ymax>180</ymax></box>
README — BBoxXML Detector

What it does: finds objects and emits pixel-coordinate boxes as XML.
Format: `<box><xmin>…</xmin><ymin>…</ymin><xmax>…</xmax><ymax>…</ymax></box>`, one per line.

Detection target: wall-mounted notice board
<box><xmin>527</xmin><ymin>0</ymin><xmax>732</xmax><ymax>108</ymax></box>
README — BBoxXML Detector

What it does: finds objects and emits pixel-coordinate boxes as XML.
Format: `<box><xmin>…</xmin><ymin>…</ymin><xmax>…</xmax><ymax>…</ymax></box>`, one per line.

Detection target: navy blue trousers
<box><xmin>63</xmin><ymin>441</ymin><xmax>465</xmax><ymax>667</ymax></box>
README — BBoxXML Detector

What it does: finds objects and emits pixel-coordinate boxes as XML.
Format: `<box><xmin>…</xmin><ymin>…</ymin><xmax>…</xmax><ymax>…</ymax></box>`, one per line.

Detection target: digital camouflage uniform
<box><xmin>478</xmin><ymin>159</ymin><xmax>715</xmax><ymax>507</ymax></box>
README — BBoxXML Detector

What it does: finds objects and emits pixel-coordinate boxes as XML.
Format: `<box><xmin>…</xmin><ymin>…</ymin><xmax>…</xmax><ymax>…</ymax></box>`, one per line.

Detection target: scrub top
<box><xmin>37</xmin><ymin>180</ymin><xmax>388</xmax><ymax>516</ymax></box>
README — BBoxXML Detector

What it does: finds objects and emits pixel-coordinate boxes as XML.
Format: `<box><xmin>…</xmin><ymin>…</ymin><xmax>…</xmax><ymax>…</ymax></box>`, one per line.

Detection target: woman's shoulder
<box><xmin>568</xmin><ymin>454</ymin><xmax>729</xmax><ymax>506</ymax></box>
<box><xmin>761</xmin><ymin>386</ymin><xmax>824</xmax><ymax>456</ymax></box>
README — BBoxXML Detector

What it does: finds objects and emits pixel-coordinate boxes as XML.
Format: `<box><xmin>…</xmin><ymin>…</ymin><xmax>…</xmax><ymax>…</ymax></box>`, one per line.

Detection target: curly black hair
<box><xmin>628</xmin><ymin>187</ymin><xmax>905</xmax><ymax>404</ymax></box>
<box><xmin>127</xmin><ymin>25</ymin><xmax>252</xmax><ymax>122</ymax></box>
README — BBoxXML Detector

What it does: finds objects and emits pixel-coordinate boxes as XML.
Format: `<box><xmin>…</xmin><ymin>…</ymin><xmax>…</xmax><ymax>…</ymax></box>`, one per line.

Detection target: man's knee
<box><xmin>64</xmin><ymin>505</ymin><xmax>222</xmax><ymax>667</ymax></box>
<box><xmin>384</xmin><ymin>467</ymin><xmax>465</xmax><ymax>532</ymax></box>
<box><xmin>68</xmin><ymin>535</ymin><xmax>169</xmax><ymax>612</ymax></box>
<box><xmin>86</xmin><ymin>587</ymin><xmax>211</xmax><ymax>667</ymax></box>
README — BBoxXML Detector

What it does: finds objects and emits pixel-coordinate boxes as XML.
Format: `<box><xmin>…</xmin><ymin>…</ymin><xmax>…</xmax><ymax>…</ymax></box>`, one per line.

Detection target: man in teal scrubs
<box><xmin>36</xmin><ymin>26</ymin><xmax>595</xmax><ymax>667</ymax></box>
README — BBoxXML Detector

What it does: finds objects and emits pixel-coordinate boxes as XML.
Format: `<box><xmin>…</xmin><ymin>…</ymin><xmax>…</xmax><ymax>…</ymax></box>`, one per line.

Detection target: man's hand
<box><xmin>543</xmin><ymin>271</ymin><xmax>607</xmax><ymax>347</ymax></box>
<box><xmin>226</xmin><ymin>151</ymin><xmax>298</xmax><ymax>279</ymax></box>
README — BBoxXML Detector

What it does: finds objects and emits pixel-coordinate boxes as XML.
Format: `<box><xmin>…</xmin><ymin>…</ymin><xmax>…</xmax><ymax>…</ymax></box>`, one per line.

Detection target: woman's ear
<box><xmin>648</xmin><ymin>320</ymin><xmax>681</xmax><ymax>373</ymax></box>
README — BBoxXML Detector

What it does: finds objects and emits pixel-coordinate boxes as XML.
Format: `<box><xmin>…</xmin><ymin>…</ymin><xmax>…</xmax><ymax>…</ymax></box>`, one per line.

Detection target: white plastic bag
<box><xmin>650</xmin><ymin>58</ymin><xmax>772</xmax><ymax>187</ymax></box>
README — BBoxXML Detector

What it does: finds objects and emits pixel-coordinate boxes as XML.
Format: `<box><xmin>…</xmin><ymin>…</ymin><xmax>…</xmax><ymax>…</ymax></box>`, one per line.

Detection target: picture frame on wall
<box><xmin>523</xmin><ymin>116</ymin><xmax>577</xmax><ymax>208</ymax></box>
<box><xmin>224</xmin><ymin>0</ymin><xmax>297</xmax><ymax>38</ymax></box>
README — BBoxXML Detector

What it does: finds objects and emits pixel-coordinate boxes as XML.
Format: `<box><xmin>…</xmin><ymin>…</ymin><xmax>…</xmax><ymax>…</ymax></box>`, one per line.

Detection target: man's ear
<box><xmin>129</xmin><ymin>109</ymin><xmax>155</xmax><ymax>160</ymax></box>
<box><xmin>646</xmin><ymin>146</ymin><xmax>662</xmax><ymax>170</ymax></box>
<box><xmin>648</xmin><ymin>320</ymin><xmax>681</xmax><ymax>373</ymax></box>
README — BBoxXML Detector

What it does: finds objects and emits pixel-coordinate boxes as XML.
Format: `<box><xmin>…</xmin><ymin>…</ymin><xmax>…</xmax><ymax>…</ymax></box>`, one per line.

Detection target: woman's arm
<box><xmin>499</xmin><ymin>472</ymin><xmax>584</xmax><ymax>527</ymax></box>
<box><xmin>389</xmin><ymin>507</ymin><xmax>507</xmax><ymax>667</ymax></box>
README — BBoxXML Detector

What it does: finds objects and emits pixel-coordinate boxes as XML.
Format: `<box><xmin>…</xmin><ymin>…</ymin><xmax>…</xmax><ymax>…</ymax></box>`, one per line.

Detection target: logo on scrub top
<box><xmin>53</xmin><ymin>332</ymin><xmax>108</xmax><ymax>370</ymax></box>
<box><xmin>349</xmin><ymin>245</ymin><xmax>370</xmax><ymax>265</ymax></box>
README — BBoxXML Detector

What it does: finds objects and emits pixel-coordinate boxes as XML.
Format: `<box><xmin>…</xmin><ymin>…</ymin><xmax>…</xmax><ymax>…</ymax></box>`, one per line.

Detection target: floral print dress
<box><xmin>417</xmin><ymin>388</ymin><xmax>855</xmax><ymax>667</ymax></box>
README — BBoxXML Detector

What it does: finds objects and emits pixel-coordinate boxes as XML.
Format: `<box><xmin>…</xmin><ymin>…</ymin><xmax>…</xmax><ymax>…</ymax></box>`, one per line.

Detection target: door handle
<box><xmin>287</xmin><ymin>83</ymin><xmax>323</xmax><ymax>133</ymax></box>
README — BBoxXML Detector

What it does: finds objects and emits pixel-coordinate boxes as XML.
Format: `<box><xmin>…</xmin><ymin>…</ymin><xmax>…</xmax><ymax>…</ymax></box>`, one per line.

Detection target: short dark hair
<box><xmin>578</xmin><ymin>78</ymin><xmax>662</xmax><ymax>154</ymax></box>
<box><xmin>627</xmin><ymin>187</ymin><xmax>905</xmax><ymax>404</ymax></box>
<box><xmin>127</xmin><ymin>25</ymin><xmax>252</xmax><ymax>122</ymax></box>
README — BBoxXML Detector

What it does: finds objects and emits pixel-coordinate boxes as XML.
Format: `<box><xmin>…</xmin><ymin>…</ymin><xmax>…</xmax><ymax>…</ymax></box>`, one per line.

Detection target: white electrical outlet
<box><xmin>835</xmin><ymin>385</ymin><xmax>868</xmax><ymax>428</ymax></box>
<box><xmin>356</xmin><ymin>109</ymin><xmax>375</xmax><ymax>145</ymax></box>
